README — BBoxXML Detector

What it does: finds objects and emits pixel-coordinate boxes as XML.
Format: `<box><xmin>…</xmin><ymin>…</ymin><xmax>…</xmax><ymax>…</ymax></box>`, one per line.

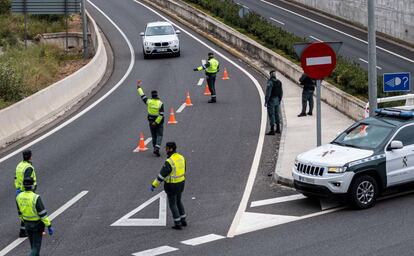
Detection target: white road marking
<box><xmin>144</xmin><ymin>138</ymin><xmax>152</xmax><ymax>145</ymax></box>
<box><xmin>132</xmin><ymin>0</ymin><xmax>267</xmax><ymax>239</ymax></box>
<box><xmin>181</xmin><ymin>234</ymin><xmax>225</xmax><ymax>246</ymax></box>
<box><xmin>132</xmin><ymin>246</ymin><xmax>178</xmax><ymax>256</ymax></box>
<box><xmin>176</xmin><ymin>103</ymin><xmax>186</xmax><ymax>113</ymax></box>
<box><xmin>111</xmin><ymin>191</ymin><xmax>167</xmax><ymax>226</ymax></box>
<box><xmin>260</xmin><ymin>0</ymin><xmax>414</xmax><ymax>64</ymax></box>
<box><xmin>306</xmin><ymin>56</ymin><xmax>332</xmax><ymax>66</ymax></box>
<box><xmin>358</xmin><ymin>58</ymin><xmax>383</xmax><ymax>70</ymax></box>
<box><xmin>309</xmin><ymin>35</ymin><xmax>323</xmax><ymax>42</ymax></box>
<box><xmin>269</xmin><ymin>17</ymin><xmax>285</xmax><ymax>25</ymax></box>
<box><xmin>236</xmin><ymin>2</ymin><xmax>249</xmax><ymax>9</ymax></box>
<box><xmin>0</xmin><ymin>191</ymin><xmax>88</xmax><ymax>256</ymax></box>
<box><xmin>197</xmin><ymin>78</ymin><xmax>204</xmax><ymax>86</ymax></box>
<box><xmin>0</xmin><ymin>0</ymin><xmax>135</xmax><ymax>165</ymax></box>
<box><xmin>250</xmin><ymin>194</ymin><xmax>306</xmax><ymax>207</ymax></box>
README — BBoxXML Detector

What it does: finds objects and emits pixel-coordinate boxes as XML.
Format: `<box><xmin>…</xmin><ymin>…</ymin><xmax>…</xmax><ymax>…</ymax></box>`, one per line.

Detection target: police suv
<box><xmin>293</xmin><ymin>107</ymin><xmax>414</xmax><ymax>209</ymax></box>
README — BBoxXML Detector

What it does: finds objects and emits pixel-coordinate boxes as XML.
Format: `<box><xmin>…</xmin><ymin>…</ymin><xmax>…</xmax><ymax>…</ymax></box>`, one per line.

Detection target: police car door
<box><xmin>386</xmin><ymin>124</ymin><xmax>414</xmax><ymax>186</ymax></box>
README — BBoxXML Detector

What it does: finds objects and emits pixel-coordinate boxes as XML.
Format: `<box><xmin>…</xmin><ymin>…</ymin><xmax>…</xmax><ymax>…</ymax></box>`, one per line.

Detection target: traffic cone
<box><xmin>168</xmin><ymin>108</ymin><xmax>178</xmax><ymax>124</ymax></box>
<box><xmin>134</xmin><ymin>132</ymin><xmax>148</xmax><ymax>152</ymax></box>
<box><xmin>222</xmin><ymin>68</ymin><xmax>230</xmax><ymax>80</ymax></box>
<box><xmin>185</xmin><ymin>91</ymin><xmax>193</xmax><ymax>106</ymax></box>
<box><xmin>204</xmin><ymin>82</ymin><xmax>211</xmax><ymax>96</ymax></box>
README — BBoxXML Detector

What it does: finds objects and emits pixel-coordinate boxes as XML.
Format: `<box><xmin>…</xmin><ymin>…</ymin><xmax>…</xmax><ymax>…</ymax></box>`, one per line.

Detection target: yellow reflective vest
<box><xmin>165</xmin><ymin>153</ymin><xmax>186</xmax><ymax>183</ymax></box>
<box><xmin>197</xmin><ymin>58</ymin><xmax>219</xmax><ymax>75</ymax></box>
<box><xmin>16</xmin><ymin>191</ymin><xmax>51</xmax><ymax>227</ymax></box>
<box><xmin>15</xmin><ymin>161</ymin><xmax>36</xmax><ymax>191</ymax></box>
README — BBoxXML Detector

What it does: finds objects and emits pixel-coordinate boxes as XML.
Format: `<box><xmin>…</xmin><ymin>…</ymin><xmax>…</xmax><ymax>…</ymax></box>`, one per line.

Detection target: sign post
<box><xmin>294</xmin><ymin>42</ymin><xmax>342</xmax><ymax>146</ymax></box>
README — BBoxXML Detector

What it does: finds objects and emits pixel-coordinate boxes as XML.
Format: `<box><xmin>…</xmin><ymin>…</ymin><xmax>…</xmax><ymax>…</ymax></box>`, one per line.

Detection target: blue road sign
<box><xmin>383</xmin><ymin>72</ymin><xmax>411</xmax><ymax>92</ymax></box>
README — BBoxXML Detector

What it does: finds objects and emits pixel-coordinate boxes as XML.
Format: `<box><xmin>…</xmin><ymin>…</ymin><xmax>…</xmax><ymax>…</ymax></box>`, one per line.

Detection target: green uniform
<box><xmin>152</xmin><ymin>153</ymin><xmax>186</xmax><ymax>223</ymax></box>
<box><xmin>16</xmin><ymin>191</ymin><xmax>51</xmax><ymax>256</ymax></box>
<box><xmin>196</xmin><ymin>58</ymin><xmax>219</xmax><ymax>101</ymax></box>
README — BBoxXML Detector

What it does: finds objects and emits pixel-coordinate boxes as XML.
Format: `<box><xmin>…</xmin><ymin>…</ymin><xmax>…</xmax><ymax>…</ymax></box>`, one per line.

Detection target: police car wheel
<box><xmin>350</xmin><ymin>175</ymin><xmax>378</xmax><ymax>209</ymax></box>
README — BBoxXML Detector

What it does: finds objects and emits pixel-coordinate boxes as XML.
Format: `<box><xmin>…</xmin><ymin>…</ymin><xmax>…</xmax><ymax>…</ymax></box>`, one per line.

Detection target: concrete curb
<box><xmin>0</xmin><ymin>12</ymin><xmax>107</xmax><ymax>148</ymax></box>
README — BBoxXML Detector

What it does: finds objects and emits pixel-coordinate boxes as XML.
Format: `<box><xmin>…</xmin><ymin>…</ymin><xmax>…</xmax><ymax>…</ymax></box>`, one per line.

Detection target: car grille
<box><xmin>297</xmin><ymin>163</ymin><xmax>324</xmax><ymax>176</ymax></box>
<box><xmin>154</xmin><ymin>42</ymin><xmax>169</xmax><ymax>47</ymax></box>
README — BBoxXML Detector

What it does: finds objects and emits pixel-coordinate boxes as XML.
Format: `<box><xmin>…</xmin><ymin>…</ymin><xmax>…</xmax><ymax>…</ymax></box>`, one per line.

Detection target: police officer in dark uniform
<box><xmin>265</xmin><ymin>70</ymin><xmax>283</xmax><ymax>135</ymax></box>
<box><xmin>150</xmin><ymin>142</ymin><xmax>187</xmax><ymax>230</ymax></box>
<box><xmin>298</xmin><ymin>73</ymin><xmax>316</xmax><ymax>117</ymax></box>
<box><xmin>16</xmin><ymin>177</ymin><xmax>54</xmax><ymax>256</ymax></box>
<box><xmin>137</xmin><ymin>80</ymin><xmax>165</xmax><ymax>157</ymax></box>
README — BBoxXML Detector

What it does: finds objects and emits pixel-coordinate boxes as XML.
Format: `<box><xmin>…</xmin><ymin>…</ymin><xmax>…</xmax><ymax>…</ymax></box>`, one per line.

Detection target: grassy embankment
<box><xmin>0</xmin><ymin>0</ymin><xmax>84</xmax><ymax>109</ymax></box>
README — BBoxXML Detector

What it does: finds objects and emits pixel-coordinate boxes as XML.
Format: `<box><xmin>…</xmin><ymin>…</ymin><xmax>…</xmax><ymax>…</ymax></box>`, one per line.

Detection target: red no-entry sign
<box><xmin>301</xmin><ymin>42</ymin><xmax>336</xmax><ymax>80</ymax></box>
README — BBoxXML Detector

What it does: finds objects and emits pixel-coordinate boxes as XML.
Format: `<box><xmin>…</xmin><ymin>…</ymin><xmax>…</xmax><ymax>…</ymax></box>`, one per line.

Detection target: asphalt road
<box><xmin>237</xmin><ymin>0</ymin><xmax>414</xmax><ymax>77</ymax></box>
<box><xmin>0</xmin><ymin>0</ymin><xmax>266</xmax><ymax>255</ymax></box>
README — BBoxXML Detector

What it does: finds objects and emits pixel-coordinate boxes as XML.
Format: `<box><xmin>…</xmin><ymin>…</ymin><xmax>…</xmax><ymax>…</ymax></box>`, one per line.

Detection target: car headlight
<box><xmin>294</xmin><ymin>159</ymin><xmax>298</xmax><ymax>167</ymax></box>
<box><xmin>328</xmin><ymin>167</ymin><xmax>347</xmax><ymax>173</ymax></box>
<box><xmin>169</xmin><ymin>40</ymin><xmax>179</xmax><ymax>45</ymax></box>
<box><xmin>144</xmin><ymin>41</ymin><xmax>152</xmax><ymax>46</ymax></box>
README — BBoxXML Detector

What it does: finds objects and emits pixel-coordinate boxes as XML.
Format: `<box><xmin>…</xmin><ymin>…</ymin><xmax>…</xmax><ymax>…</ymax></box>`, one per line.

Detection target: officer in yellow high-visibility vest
<box><xmin>16</xmin><ymin>177</ymin><xmax>54</xmax><ymax>256</ymax></box>
<box><xmin>150</xmin><ymin>142</ymin><xmax>187</xmax><ymax>230</ymax></box>
<box><xmin>137</xmin><ymin>80</ymin><xmax>165</xmax><ymax>157</ymax></box>
<box><xmin>15</xmin><ymin>149</ymin><xmax>37</xmax><ymax>237</ymax></box>
<box><xmin>194</xmin><ymin>52</ymin><xmax>220</xmax><ymax>103</ymax></box>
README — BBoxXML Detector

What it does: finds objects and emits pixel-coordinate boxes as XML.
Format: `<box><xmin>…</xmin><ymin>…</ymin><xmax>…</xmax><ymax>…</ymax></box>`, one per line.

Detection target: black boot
<box><xmin>297</xmin><ymin>112</ymin><xmax>306</xmax><ymax>117</ymax></box>
<box><xmin>153</xmin><ymin>148</ymin><xmax>160</xmax><ymax>157</ymax></box>
<box><xmin>19</xmin><ymin>230</ymin><xmax>27</xmax><ymax>238</ymax></box>
<box><xmin>266</xmin><ymin>125</ymin><xmax>275</xmax><ymax>135</ymax></box>
<box><xmin>172</xmin><ymin>221</ymin><xmax>182</xmax><ymax>230</ymax></box>
<box><xmin>307</xmin><ymin>112</ymin><xmax>312</xmax><ymax>116</ymax></box>
<box><xmin>181</xmin><ymin>218</ymin><xmax>187</xmax><ymax>227</ymax></box>
<box><xmin>208</xmin><ymin>98</ymin><xmax>216</xmax><ymax>103</ymax></box>
<box><xmin>275</xmin><ymin>124</ymin><xmax>281</xmax><ymax>134</ymax></box>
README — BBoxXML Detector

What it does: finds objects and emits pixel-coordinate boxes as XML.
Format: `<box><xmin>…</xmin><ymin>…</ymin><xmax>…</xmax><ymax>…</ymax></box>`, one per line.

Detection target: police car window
<box><xmin>393</xmin><ymin>125</ymin><xmax>414</xmax><ymax>146</ymax></box>
<box><xmin>333</xmin><ymin>123</ymin><xmax>393</xmax><ymax>150</ymax></box>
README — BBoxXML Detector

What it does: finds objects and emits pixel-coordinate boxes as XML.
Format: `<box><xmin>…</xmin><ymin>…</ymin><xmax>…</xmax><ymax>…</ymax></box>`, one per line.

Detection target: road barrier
<box><xmin>141</xmin><ymin>0</ymin><xmax>366</xmax><ymax>120</ymax></box>
<box><xmin>0</xmin><ymin>12</ymin><xmax>108</xmax><ymax>148</ymax></box>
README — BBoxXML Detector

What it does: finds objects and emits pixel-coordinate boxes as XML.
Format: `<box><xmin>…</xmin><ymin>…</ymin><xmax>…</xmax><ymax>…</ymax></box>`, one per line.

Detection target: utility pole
<box><xmin>368</xmin><ymin>0</ymin><xmax>377</xmax><ymax>116</ymax></box>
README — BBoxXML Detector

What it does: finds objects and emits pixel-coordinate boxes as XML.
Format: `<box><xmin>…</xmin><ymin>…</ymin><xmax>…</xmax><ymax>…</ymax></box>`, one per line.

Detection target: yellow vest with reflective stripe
<box><xmin>206</xmin><ymin>58</ymin><xmax>219</xmax><ymax>74</ymax></box>
<box><xmin>165</xmin><ymin>153</ymin><xmax>186</xmax><ymax>183</ymax></box>
<box><xmin>15</xmin><ymin>161</ymin><xmax>36</xmax><ymax>191</ymax></box>
<box><xmin>16</xmin><ymin>191</ymin><xmax>51</xmax><ymax>226</ymax></box>
<box><xmin>147</xmin><ymin>99</ymin><xmax>162</xmax><ymax>116</ymax></box>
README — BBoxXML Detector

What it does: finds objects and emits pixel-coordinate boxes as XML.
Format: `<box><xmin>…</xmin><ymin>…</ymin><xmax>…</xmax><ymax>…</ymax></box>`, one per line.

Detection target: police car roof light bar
<box><xmin>375</xmin><ymin>108</ymin><xmax>414</xmax><ymax>118</ymax></box>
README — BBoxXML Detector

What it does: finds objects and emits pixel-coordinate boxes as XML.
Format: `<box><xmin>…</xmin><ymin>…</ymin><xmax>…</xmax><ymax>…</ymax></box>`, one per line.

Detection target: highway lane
<box><xmin>237</xmin><ymin>0</ymin><xmax>414</xmax><ymax>76</ymax></box>
<box><xmin>0</xmin><ymin>0</ymin><xmax>266</xmax><ymax>255</ymax></box>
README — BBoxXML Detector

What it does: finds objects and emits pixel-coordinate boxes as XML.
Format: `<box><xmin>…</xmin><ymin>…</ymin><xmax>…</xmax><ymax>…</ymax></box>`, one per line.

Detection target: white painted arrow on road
<box><xmin>111</xmin><ymin>191</ymin><xmax>167</xmax><ymax>226</ymax></box>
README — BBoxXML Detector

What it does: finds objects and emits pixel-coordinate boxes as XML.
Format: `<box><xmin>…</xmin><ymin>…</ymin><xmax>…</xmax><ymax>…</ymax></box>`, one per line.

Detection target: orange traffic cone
<box><xmin>204</xmin><ymin>82</ymin><xmax>211</xmax><ymax>96</ymax></box>
<box><xmin>168</xmin><ymin>108</ymin><xmax>178</xmax><ymax>124</ymax></box>
<box><xmin>222</xmin><ymin>68</ymin><xmax>230</xmax><ymax>80</ymax></box>
<box><xmin>185</xmin><ymin>91</ymin><xmax>193</xmax><ymax>106</ymax></box>
<box><xmin>134</xmin><ymin>132</ymin><xmax>148</xmax><ymax>152</ymax></box>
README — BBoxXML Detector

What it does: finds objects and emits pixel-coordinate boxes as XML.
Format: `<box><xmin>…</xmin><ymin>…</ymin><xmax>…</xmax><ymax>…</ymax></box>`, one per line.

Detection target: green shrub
<box><xmin>0</xmin><ymin>62</ymin><xmax>23</xmax><ymax>101</ymax></box>
<box><xmin>0</xmin><ymin>0</ymin><xmax>10</xmax><ymax>15</ymax></box>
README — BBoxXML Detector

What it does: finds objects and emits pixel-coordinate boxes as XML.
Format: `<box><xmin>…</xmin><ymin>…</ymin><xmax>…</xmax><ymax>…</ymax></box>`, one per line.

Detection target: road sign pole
<box><xmin>24</xmin><ymin>0</ymin><xmax>27</xmax><ymax>48</ymax></box>
<box><xmin>368</xmin><ymin>0</ymin><xmax>377</xmax><ymax>116</ymax></box>
<box><xmin>81</xmin><ymin>0</ymin><xmax>88</xmax><ymax>60</ymax></box>
<box><xmin>316</xmin><ymin>79</ymin><xmax>322</xmax><ymax>146</ymax></box>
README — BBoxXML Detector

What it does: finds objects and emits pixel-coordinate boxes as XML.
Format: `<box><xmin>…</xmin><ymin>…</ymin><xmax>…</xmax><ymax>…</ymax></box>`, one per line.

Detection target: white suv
<box><xmin>140</xmin><ymin>21</ymin><xmax>180</xmax><ymax>58</ymax></box>
<box><xmin>293</xmin><ymin>107</ymin><xmax>414</xmax><ymax>209</ymax></box>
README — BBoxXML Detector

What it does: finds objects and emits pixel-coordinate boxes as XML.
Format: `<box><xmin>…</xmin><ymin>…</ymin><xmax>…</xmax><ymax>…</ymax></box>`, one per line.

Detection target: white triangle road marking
<box><xmin>111</xmin><ymin>191</ymin><xmax>167</xmax><ymax>226</ymax></box>
<box><xmin>132</xmin><ymin>246</ymin><xmax>178</xmax><ymax>256</ymax></box>
<box><xmin>235</xmin><ymin>212</ymin><xmax>300</xmax><ymax>235</ymax></box>
<box><xmin>250</xmin><ymin>194</ymin><xmax>306</xmax><ymax>207</ymax></box>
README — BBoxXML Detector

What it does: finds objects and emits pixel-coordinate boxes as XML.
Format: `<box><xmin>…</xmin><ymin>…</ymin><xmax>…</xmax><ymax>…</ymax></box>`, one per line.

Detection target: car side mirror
<box><xmin>388</xmin><ymin>140</ymin><xmax>403</xmax><ymax>151</ymax></box>
<box><xmin>175</xmin><ymin>30</ymin><xmax>181</xmax><ymax>34</ymax></box>
<box><xmin>140</xmin><ymin>32</ymin><xmax>144</xmax><ymax>36</ymax></box>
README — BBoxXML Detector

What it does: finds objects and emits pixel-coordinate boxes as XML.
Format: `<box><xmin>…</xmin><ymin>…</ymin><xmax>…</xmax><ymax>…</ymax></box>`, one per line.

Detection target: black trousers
<box><xmin>24</xmin><ymin>221</ymin><xmax>44</xmax><ymax>256</ymax></box>
<box><xmin>206</xmin><ymin>75</ymin><xmax>217</xmax><ymax>99</ymax></box>
<box><xmin>301</xmin><ymin>90</ymin><xmax>314</xmax><ymax>114</ymax></box>
<box><xmin>149</xmin><ymin>123</ymin><xmax>163</xmax><ymax>149</ymax></box>
<box><xmin>164</xmin><ymin>181</ymin><xmax>186</xmax><ymax>223</ymax></box>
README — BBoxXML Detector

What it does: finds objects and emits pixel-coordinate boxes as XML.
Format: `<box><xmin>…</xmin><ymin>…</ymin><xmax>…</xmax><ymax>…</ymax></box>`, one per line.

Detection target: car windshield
<box><xmin>332</xmin><ymin>123</ymin><xmax>394</xmax><ymax>150</ymax></box>
<box><xmin>145</xmin><ymin>25</ymin><xmax>175</xmax><ymax>36</ymax></box>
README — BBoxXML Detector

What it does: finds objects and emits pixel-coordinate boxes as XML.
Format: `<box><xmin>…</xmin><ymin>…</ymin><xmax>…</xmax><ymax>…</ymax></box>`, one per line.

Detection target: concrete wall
<box><xmin>0</xmin><ymin>12</ymin><xmax>107</xmax><ymax>148</ymax></box>
<box><xmin>142</xmin><ymin>0</ymin><xmax>366</xmax><ymax>120</ymax></box>
<box><xmin>290</xmin><ymin>0</ymin><xmax>414</xmax><ymax>45</ymax></box>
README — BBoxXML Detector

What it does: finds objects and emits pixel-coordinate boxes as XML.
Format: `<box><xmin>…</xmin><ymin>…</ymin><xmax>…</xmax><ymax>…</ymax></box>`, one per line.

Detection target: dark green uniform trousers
<box><xmin>24</xmin><ymin>221</ymin><xmax>44</xmax><ymax>256</ymax></box>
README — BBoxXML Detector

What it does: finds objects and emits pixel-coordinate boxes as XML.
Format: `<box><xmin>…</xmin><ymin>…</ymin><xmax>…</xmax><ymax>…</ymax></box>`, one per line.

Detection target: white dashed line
<box><xmin>197</xmin><ymin>78</ymin><xmax>204</xmax><ymax>86</ymax></box>
<box><xmin>181</xmin><ymin>234</ymin><xmax>225</xmax><ymax>246</ymax></box>
<box><xmin>260</xmin><ymin>0</ymin><xmax>414</xmax><ymax>64</ymax></box>
<box><xmin>176</xmin><ymin>103</ymin><xmax>186</xmax><ymax>113</ymax></box>
<box><xmin>144</xmin><ymin>138</ymin><xmax>152</xmax><ymax>145</ymax></box>
<box><xmin>359</xmin><ymin>58</ymin><xmax>383</xmax><ymax>70</ymax></box>
<box><xmin>131</xmin><ymin>246</ymin><xmax>178</xmax><ymax>256</ymax></box>
<box><xmin>269</xmin><ymin>17</ymin><xmax>285</xmax><ymax>25</ymax></box>
<box><xmin>0</xmin><ymin>191</ymin><xmax>89</xmax><ymax>256</ymax></box>
<box><xmin>309</xmin><ymin>35</ymin><xmax>323</xmax><ymax>42</ymax></box>
<box><xmin>250</xmin><ymin>194</ymin><xmax>306</xmax><ymax>207</ymax></box>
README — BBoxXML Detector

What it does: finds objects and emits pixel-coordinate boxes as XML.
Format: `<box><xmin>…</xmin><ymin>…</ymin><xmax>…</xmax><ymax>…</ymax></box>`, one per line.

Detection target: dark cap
<box><xmin>23</xmin><ymin>177</ymin><xmax>34</xmax><ymax>187</ymax></box>
<box><xmin>22</xmin><ymin>149</ymin><xmax>32</xmax><ymax>160</ymax></box>
<box><xmin>166</xmin><ymin>142</ymin><xmax>177</xmax><ymax>150</ymax></box>
<box><xmin>151</xmin><ymin>90</ymin><xmax>158</xmax><ymax>98</ymax></box>
<box><xmin>269</xmin><ymin>70</ymin><xmax>276</xmax><ymax>76</ymax></box>
<box><xmin>208</xmin><ymin>52</ymin><xmax>214</xmax><ymax>57</ymax></box>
